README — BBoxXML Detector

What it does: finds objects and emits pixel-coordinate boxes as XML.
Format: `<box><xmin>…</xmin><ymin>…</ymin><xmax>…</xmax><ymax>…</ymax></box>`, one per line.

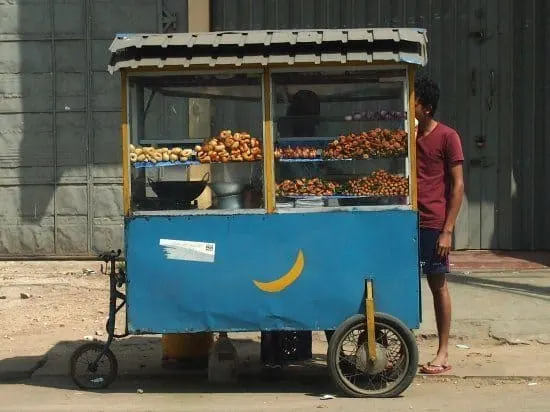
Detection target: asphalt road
<box><xmin>0</xmin><ymin>377</ymin><xmax>548</xmax><ymax>412</ymax></box>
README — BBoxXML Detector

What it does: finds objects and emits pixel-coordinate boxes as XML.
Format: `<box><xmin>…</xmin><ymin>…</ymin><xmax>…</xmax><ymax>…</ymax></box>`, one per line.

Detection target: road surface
<box><xmin>0</xmin><ymin>377</ymin><xmax>548</xmax><ymax>412</ymax></box>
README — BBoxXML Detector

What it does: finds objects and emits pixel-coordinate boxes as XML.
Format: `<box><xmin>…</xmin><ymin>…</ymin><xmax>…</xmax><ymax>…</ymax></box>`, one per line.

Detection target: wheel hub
<box><xmin>354</xmin><ymin>342</ymin><xmax>388</xmax><ymax>374</ymax></box>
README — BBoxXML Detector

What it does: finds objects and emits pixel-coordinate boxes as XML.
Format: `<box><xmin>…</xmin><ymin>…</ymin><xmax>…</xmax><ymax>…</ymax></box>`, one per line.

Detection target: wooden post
<box><xmin>408</xmin><ymin>65</ymin><xmax>418</xmax><ymax>210</ymax></box>
<box><xmin>262</xmin><ymin>70</ymin><xmax>275</xmax><ymax>213</ymax></box>
<box><xmin>121</xmin><ymin>71</ymin><xmax>130</xmax><ymax>216</ymax></box>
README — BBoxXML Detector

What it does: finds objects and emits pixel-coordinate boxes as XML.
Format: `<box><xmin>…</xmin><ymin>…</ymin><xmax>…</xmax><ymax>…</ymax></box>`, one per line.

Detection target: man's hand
<box><xmin>437</xmin><ymin>231</ymin><xmax>452</xmax><ymax>258</ymax></box>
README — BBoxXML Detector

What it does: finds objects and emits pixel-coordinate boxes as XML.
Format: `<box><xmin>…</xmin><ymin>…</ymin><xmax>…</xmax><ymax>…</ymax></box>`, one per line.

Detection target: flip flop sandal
<box><xmin>420</xmin><ymin>363</ymin><xmax>452</xmax><ymax>375</ymax></box>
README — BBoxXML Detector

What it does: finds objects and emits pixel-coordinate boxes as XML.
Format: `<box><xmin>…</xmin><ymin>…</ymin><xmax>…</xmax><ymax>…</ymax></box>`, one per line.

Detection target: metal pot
<box><xmin>209</xmin><ymin>182</ymin><xmax>246</xmax><ymax>197</ymax></box>
<box><xmin>148</xmin><ymin>172</ymin><xmax>209</xmax><ymax>203</ymax></box>
<box><xmin>215</xmin><ymin>194</ymin><xmax>243</xmax><ymax>210</ymax></box>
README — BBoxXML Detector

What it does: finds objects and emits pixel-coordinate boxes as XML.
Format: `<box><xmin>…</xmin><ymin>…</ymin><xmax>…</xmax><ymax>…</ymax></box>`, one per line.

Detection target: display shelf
<box><xmin>133</xmin><ymin>160</ymin><xmax>201</xmax><ymax>169</ymax></box>
<box><xmin>277</xmin><ymin>137</ymin><xmax>338</xmax><ymax>144</ymax></box>
<box><xmin>276</xmin><ymin>195</ymin><xmax>408</xmax><ymax>202</ymax></box>
<box><xmin>138</xmin><ymin>139</ymin><xmax>205</xmax><ymax>145</ymax></box>
<box><xmin>277</xmin><ymin>158</ymin><xmax>347</xmax><ymax>163</ymax></box>
<box><xmin>279</xmin><ymin>194</ymin><xmax>376</xmax><ymax>199</ymax></box>
<box><xmin>276</xmin><ymin>156</ymin><xmax>407</xmax><ymax>162</ymax></box>
<box><xmin>275</xmin><ymin>115</ymin><xmax>407</xmax><ymax>123</ymax></box>
<box><xmin>278</xmin><ymin>194</ymin><xmax>407</xmax><ymax>199</ymax></box>
<box><xmin>133</xmin><ymin>160</ymin><xmax>262</xmax><ymax>168</ymax></box>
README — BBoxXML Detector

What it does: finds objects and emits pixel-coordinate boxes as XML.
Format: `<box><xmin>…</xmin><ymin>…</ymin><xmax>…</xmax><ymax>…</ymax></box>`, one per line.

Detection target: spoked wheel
<box><xmin>327</xmin><ymin>313</ymin><xmax>418</xmax><ymax>398</ymax></box>
<box><xmin>69</xmin><ymin>342</ymin><xmax>118</xmax><ymax>390</ymax></box>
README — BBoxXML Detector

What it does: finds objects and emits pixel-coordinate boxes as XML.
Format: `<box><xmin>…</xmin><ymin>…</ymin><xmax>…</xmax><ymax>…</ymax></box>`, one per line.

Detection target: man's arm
<box><xmin>443</xmin><ymin>162</ymin><xmax>465</xmax><ymax>234</ymax></box>
<box><xmin>437</xmin><ymin>162</ymin><xmax>465</xmax><ymax>257</ymax></box>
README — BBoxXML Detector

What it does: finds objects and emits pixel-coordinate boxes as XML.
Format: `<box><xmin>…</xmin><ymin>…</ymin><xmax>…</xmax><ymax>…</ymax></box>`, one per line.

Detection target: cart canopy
<box><xmin>108</xmin><ymin>28</ymin><xmax>428</xmax><ymax>74</ymax></box>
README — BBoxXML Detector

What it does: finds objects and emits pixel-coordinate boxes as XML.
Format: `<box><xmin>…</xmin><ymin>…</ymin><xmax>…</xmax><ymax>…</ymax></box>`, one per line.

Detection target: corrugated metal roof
<box><xmin>108</xmin><ymin>28</ymin><xmax>428</xmax><ymax>73</ymax></box>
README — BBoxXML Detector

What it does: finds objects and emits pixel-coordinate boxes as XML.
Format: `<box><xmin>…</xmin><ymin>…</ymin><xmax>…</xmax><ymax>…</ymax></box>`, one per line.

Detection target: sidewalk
<box><xmin>416</xmin><ymin>269</ymin><xmax>550</xmax><ymax>377</ymax></box>
<box><xmin>450</xmin><ymin>250</ymin><xmax>550</xmax><ymax>271</ymax></box>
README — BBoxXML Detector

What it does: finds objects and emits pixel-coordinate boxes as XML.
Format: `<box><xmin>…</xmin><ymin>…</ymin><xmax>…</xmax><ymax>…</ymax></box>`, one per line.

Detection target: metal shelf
<box><xmin>275</xmin><ymin>115</ymin><xmax>407</xmax><ymax>123</ymax></box>
<box><xmin>132</xmin><ymin>160</ymin><xmax>261</xmax><ymax>169</ymax></box>
<box><xmin>277</xmin><ymin>157</ymin><xmax>406</xmax><ymax>163</ymax></box>
<box><xmin>133</xmin><ymin>160</ymin><xmax>201</xmax><ymax>169</ymax></box>
<box><xmin>277</xmin><ymin>195</ymin><xmax>408</xmax><ymax>200</ymax></box>
<box><xmin>137</xmin><ymin>139</ymin><xmax>204</xmax><ymax>145</ymax></box>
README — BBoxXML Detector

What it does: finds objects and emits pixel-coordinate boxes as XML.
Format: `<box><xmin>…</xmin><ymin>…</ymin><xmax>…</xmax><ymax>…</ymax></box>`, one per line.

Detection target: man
<box><xmin>415</xmin><ymin>77</ymin><xmax>465</xmax><ymax>375</ymax></box>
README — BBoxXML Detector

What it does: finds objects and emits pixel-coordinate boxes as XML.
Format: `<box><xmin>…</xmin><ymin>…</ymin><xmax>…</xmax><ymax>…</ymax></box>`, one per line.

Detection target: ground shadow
<box><xmin>446</xmin><ymin>272</ymin><xmax>550</xmax><ymax>302</ymax></box>
<box><xmin>27</xmin><ymin>371</ymin><xmax>334</xmax><ymax>397</ymax></box>
<box><xmin>452</xmin><ymin>250</ymin><xmax>550</xmax><ymax>271</ymax></box>
<box><xmin>491</xmin><ymin>251</ymin><xmax>550</xmax><ymax>268</ymax></box>
<box><xmin>0</xmin><ymin>336</ymin><xmax>335</xmax><ymax>396</ymax></box>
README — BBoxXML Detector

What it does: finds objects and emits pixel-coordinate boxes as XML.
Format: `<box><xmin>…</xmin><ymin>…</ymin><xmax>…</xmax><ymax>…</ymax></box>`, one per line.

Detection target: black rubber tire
<box><xmin>69</xmin><ymin>342</ymin><xmax>118</xmax><ymax>390</ymax></box>
<box><xmin>327</xmin><ymin>313</ymin><xmax>418</xmax><ymax>398</ymax></box>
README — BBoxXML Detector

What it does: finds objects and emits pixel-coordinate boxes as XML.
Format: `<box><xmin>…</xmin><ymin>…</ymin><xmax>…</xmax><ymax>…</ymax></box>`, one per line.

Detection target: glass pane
<box><xmin>271</xmin><ymin>68</ymin><xmax>410</xmax><ymax>210</ymax></box>
<box><xmin>128</xmin><ymin>72</ymin><xmax>264</xmax><ymax>212</ymax></box>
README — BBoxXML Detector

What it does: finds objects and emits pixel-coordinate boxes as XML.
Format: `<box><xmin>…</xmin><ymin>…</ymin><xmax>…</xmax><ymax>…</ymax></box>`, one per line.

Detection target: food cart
<box><xmin>70</xmin><ymin>28</ymin><xmax>428</xmax><ymax>398</ymax></box>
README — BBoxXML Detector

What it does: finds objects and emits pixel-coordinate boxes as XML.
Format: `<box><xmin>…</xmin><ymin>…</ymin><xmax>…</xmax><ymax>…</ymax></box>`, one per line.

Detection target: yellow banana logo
<box><xmin>253</xmin><ymin>250</ymin><xmax>305</xmax><ymax>293</ymax></box>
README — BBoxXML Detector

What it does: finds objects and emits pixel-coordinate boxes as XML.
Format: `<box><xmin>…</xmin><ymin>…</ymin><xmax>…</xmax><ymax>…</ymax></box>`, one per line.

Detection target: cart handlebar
<box><xmin>98</xmin><ymin>249</ymin><xmax>122</xmax><ymax>264</ymax></box>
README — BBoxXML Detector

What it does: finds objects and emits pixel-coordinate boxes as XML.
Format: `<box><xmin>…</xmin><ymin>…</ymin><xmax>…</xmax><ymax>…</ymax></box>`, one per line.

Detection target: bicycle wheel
<box><xmin>69</xmin><ymin>342</ymin><xmax>118</xmax><ymax>390</ymax></box>
<box><xmin>327</xmin><ymin>313</ymin><xmax>418</xmax><ymax>398</ymax></box>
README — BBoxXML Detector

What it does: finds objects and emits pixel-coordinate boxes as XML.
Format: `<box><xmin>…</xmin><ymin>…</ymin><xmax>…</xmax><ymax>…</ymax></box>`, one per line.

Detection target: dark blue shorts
<box><xmin>419</xmin><ymin>228</ymin><xmax>450</xmax><ymax>275</ymax></box>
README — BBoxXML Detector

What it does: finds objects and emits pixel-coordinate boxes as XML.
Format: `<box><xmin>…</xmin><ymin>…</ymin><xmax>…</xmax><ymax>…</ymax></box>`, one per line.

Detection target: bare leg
<box><xmin>427</xmin><ymin>274</ymin><xmax>451</xmax><ymax>367</ymax></box>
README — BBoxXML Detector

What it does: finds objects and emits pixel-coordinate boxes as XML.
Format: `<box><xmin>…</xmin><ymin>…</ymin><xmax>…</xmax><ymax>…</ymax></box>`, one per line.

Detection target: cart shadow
<box><xmin>28</xmin><ymin>372</ymin><xmax>335</xmax><ymax>396</ymax></box>
<box><xmin>0</xmin><ymin>336</ymin><xmax>336</xmax><ymax>396</ymax></box>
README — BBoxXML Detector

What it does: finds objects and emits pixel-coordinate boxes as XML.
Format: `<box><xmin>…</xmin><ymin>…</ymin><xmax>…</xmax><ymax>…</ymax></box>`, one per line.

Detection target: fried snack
<box><xmin>322</xmin><ymin>128</ymin><xmax>408</xmax><ymax>159</ymax></box>
<box><xmin>276</xmin><ymin>178</ymin><xmax>340</xmax><ymax>197</ymax></box>
<box><xmin>197</xmin><ymin>130</ymin><xmax>262</xmax><ymax>164</ymax></box>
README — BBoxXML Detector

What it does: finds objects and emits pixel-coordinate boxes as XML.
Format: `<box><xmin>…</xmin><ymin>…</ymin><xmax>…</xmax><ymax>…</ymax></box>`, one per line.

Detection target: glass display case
<box><xmin>271</xmin><ymin>67</ymin><xmax>410</xmax><ymax>210</ymax></box>
<box><xmin>127</xmin><ymin>71</ymin><xmax>265</xmax><ymax>213</ymax></box>
<box><xmin>125</xmin><ymin>68</ymin><xmax>413</xmax><ymax>215</ymax></box>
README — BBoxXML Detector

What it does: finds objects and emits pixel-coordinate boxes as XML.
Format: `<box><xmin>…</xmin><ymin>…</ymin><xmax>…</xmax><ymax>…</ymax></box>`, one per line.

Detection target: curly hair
<box><xmin>415</xmin><ymin>76</ymin><xmax>440</xmax><ymax>116</ymax></box>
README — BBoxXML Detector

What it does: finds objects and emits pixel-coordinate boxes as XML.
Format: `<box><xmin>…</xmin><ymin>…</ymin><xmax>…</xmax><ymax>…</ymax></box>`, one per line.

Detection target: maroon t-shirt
<box><xmin>417</xmin><ymin>123</ymin><xmax>464</xmax><ymax>230</ymax></box>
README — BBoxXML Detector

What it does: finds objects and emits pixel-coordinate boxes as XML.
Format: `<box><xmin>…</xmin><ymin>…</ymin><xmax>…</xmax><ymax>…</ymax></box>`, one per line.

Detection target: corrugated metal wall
<box><xmin>212</xmin><ymin>0</ymin><xmax>550</xmax><ymax>250</ymax></box>
<box><xmin>0</xmin><ymin>0</ymin><xmax>188</xmax><ymax>256</ymax></box>
<box><xmin>0</xmin><ymin>0</ymin><xmax>548</xmax><ymax>255</ymax></box>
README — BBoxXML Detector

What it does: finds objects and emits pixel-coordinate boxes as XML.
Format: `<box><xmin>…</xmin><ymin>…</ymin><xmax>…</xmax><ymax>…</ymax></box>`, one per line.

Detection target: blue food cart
<box><xmin>70</xmin><ymin>28</ymin><xmax>428</xmax><ymax>398</ymax></box>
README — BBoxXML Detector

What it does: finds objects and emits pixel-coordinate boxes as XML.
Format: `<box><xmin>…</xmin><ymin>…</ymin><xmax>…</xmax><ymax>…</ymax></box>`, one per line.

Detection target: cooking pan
<box><xmin>209</xmin><ymin>182</ymin><xmax>247</xmax><ymax>197</ymax></box>
<box><xmin>148</xmin><ymin>172</ymin><xmax>209</xmax><ymax>203</ymax></box>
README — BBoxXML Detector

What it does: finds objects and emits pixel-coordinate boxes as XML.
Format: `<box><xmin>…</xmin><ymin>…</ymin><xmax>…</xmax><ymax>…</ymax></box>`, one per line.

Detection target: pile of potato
<box><xmin>276</xmin><ymin>178</ymin><xmax>340</xmax><ymax>197</ymax></box>
<box><xmin>275</xmin><ymin>146</ymin><xmax>318</xmax><ymax>160</ymax></box>
<box><xmin>341</xmin><ymin>170</ymin><xmax>409</xmax><ymax>197</ymax></box>
<box><xmin>195</xmin><ymin>130</ymin><xmax>262</xmax><ymax>163</ymax></box>
<box><xmin>323</xmin><ymin>128</ymin><xmax>408</xmax><ymax>159</ymax></box>
<box><xmin>129</xmin><ymin>144</ymin><xmax>193</xmax><ymax>164</ymax></box>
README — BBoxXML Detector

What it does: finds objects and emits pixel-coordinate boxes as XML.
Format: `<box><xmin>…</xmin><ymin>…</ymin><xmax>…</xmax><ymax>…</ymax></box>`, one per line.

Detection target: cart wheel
<box><xmin>69</xmin><ymin>342</ymin><xmax>118</xmax><ymax>390</ymax></box>
<box><xmin>327</xmin><ymin>313</ymin><xmax>418</xmax><ymax>398</ymax></box>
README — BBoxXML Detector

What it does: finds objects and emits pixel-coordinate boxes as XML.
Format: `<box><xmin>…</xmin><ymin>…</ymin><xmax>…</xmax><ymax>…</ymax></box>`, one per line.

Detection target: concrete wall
<box><xmin>0</xmin><ymin>0</ymin><xmax>188</xmax><ymax>257</ymax></box>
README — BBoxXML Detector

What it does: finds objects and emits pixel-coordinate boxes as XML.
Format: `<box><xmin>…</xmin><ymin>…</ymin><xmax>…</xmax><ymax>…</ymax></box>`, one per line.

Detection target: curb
<box><xmin>0</xmin><ymin>356</ymin><xmax>48</xmax><ymax>383</ymax></box>
<box><xmin>449</xmin><ymin>268</ymin><xmax>550</xmax><ymax>275</ymax></box>
<box><xmin>416</xmin><ymin>375</ymin><xmax>550</xmax><ymax>383</ymax></box>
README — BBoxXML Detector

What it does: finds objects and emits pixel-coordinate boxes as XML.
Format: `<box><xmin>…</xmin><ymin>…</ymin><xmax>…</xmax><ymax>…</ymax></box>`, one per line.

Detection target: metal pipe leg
<box><xmin>365</xmin><ymin>279</ymin><xmax>377</xmax><ymax>362</ymax></box>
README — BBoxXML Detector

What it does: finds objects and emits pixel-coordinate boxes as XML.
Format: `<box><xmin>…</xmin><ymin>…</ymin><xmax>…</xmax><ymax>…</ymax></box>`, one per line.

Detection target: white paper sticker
<box><xmin>159</xmin><ymin>239</ymin><xmax>216</xmax><ymax>263</ymax></box>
